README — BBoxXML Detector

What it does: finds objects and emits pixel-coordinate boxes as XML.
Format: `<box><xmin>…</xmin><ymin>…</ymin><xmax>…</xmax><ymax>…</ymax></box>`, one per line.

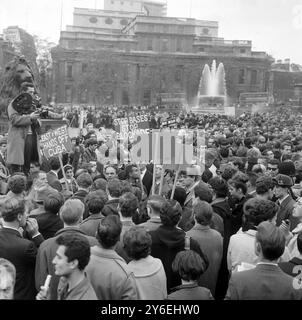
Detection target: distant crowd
<box><xmin>1</xmin><ymin>107</ymin><xmax>302</xmax><ymax>300</ymax></box>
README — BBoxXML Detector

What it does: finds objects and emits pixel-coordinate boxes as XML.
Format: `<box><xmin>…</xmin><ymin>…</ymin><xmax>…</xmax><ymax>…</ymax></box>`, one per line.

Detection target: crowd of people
<box><xmin>1</xmin><ymin>103</ymin><xmax>302</xmax><ymax>300</ymax></box>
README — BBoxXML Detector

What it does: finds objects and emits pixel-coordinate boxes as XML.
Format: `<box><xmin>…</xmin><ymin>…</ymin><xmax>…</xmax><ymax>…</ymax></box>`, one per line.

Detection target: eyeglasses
<box><xmin>267</xmin><ymin>167</ymin><xmax>278</xmax><ymax>171</ymax></box>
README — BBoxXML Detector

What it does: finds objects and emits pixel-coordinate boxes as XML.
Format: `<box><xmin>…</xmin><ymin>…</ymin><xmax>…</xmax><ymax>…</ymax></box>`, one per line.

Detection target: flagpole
<box><xmin>60</xmin><ymin>0</ymin><xmax>63</xmax><ymax>32</ymax></box>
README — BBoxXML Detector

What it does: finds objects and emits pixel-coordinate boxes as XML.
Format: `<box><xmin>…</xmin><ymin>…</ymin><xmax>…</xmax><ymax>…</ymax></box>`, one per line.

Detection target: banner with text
<box><xmin>113</xmin><ymin>113</ymin><xmax>150</xmax><ymax>140</ymax></box>
<box><xmin>40</xmin><ymin>125</ymin><xmax>73</xmax><ymax>159</ymax></box>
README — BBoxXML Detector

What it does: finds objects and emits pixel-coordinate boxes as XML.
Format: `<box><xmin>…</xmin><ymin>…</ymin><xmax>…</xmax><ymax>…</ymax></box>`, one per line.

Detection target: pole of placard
<box><xmin>137</xmin><ymin>162</ymin><xmax>145</xmax><ymax>197</ymax></box>
<box><xmin>152</xmin><ymin>131</ymin><xmax>160</xmax><ymax>195</ymax></box>
<box><xmin>158</xmin><ymin>164</ymin><xmax>165</xmax><ymax>196</ymax></box>
<box><xmin>58</xmin><ymin>154</ymin><xmax>71</xmax><ymax>193</ymax></box>
<box><xmin>170</xmin><ymin>165</ymin><xmax>180</xmax><ymax>200</ymax></box>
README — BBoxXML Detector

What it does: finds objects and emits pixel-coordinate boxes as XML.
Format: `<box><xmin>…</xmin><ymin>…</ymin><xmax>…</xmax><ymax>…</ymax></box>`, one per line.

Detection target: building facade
<box><xmin>51</xmin><ymin>5</ymin><xmax>273</xmax><ymax>107</ymax></box>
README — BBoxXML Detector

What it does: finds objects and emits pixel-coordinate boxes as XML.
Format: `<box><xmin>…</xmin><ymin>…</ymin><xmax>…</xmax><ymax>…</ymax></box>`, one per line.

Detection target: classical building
<box><xmin>51</xmin><ymin>2</ymin><xmax>273</xmax><ymax>107</ymax></box>
<box><xmin>269</xmin><ymin>59</ymin><xmax>302</xmax><ymax>104</ymax></box>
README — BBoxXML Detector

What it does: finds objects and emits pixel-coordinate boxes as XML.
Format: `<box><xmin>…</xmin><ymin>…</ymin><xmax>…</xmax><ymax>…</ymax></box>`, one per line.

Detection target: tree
<box><xmin>76</xmin><ymin>51</ymin><xmax>121</xmax><ymax>106</ymax></box>
<box><xmin>33</xmin><ymin>35</ymin><xmax>56</xmax><ymax>102</ymax></box>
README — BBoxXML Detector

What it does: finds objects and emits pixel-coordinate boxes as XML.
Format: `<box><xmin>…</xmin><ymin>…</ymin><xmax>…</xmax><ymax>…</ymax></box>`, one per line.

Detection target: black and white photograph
<box><xmin>0</xmin><ymin>0</ymin><xmax>302</xmax><ymax>308</ymax></box>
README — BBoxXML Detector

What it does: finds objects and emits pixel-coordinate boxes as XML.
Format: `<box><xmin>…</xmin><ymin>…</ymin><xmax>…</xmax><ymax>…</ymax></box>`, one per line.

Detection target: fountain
<box><xmin>191</xmin><ymin>60</ymin><xmax>227</xmax><ymax>114</ymax></box>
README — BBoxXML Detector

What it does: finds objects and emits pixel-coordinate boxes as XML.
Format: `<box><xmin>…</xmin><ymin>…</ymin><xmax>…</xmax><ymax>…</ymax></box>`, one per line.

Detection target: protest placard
<box><xmin>113</xmin><ymin>113</ymin><xmax>150</xmax><ymax>140</ymax></box>
<box><xmin>40</xmin><ymin>125</ymin><xmax>73</xmax><ymax>159</ymax></box>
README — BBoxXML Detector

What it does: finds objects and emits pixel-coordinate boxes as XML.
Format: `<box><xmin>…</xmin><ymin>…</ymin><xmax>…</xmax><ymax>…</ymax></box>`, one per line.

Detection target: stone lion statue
<box><xmin>0</xmin><ymin>56</ymin><xmax>37</xmax><ymax>116</ymax></box>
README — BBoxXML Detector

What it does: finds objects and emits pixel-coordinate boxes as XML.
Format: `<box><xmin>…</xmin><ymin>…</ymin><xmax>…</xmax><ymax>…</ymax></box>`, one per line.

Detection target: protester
<box><xmin>186</xmin><ymin>201</ymin><xmax>223</xmax><ymax>297</ymax></box>
<box><xmin>227</xmin><ymin>198</ymin><xmax>290</xmax><ymax>272</ymax></box>
<box><xmin>36</xmin><ymin>233</ymin><xmax>97</xmax><ymax>300</ymax></box>
<box><xmin>0</xmin><ymin>258</ymin><xmax>16</xmax><ymax>300</ymax></box>
<box><xmin>30</xmin><ymin>190</ymin><xmax>64</xmax><ymax>239</ymax></box>
<box><xmin>80</xmin><ymin>190</ymin><xmax>107</xmax><ymax>237</ymax></box>
<box><xmin>85</xmin><ymin>215</ymin><xmax>138</xmax><ymax>300</ymax></box>
<box><xmin>102</xmin><ymin>178</ymin><xmax>121</xmax><ymax>216</ymax></box>
<box><xmin>124</xmin><ymin>226</ymin><xmax>167</xmax><ymax>299</ymax></box>
<box><xmin>225</xmin><ymin>221</ymin><xmax>302</xmax><ymax>300</ymax></box>
<box><xmin>0</xmin><ymin>198</ymin><xmax>44</xmax><ymax>299</ymax></box>
<box><xmin>35</xmin><ymin>199</ymin><xmax>98</xmax><ymax>300</ymax></box>
<box><xmin>167</xmin><ymin>250</ymin><xmax>213</xmax><ymax>300</ymax></box>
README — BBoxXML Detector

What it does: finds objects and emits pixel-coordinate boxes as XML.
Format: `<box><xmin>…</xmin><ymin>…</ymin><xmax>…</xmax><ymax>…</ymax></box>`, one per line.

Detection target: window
<box><xmin>176</xmin><ymin>38</ymin><xmax>182</xmax><ymax>52</ymax></box>
<box><xmin>202</xmin><ymin>28</ymin><xmax>209</xmax><ymax>35</ymax></box>
<box><xmin>175</xmin><ymin>68</ymin><xmax>182</xmax><ymax>82</ymax></box>
<box><xmin>105</xmin><ymin>17</ymin><xmax>113</xmax><ymax>25</ymax></box>
<box><xmin>163</xmin><ymin>25</ymin><xmax>169</xmax><ymax>33</ymax></box>
<box><xmin>178</xmin><ymin>25</ymin><xmax>184</xmax><ymax>33</ymax></box>
<box><xmin>240</xmin><ymin>48</ymin><xmax>246</xmax><ymax>54</ymax></box>
<box><xmin>238</xmin><ymin>69</ymin><xmax>245</xmax><ymax>84</ymax></box>
<box><xmin>121</xmin><ymin>1</ymin><xmax>124</xmax><ymax>4</ymax></box>
<box><xmin>89</xmin><ymin>17</ymin><xmax>98</xmax><ymax>23</ymax></box>
<box><xmin>66</xmin><ymin>63</ymin><xmax>73</xmax><ymax>79</ymax></box>
<box><xmin>122</xmin><ymin>90</ymin><xmax>129</xmax><ymax>105</ymax></box>
<box><xmin>199</xmin><ymin>47</ymin><xmax>205</xmax><ymax>52</ymax></box>
<box><xmin>136</xmin><ymin>64</ymin><xmax>140</xmax><ymax>80</ymax></box>
<box><xmin>149</xmin><ymin>24</ymin><xmax>154</xmax><ymax>32</ymax></box>
<box><xmin>120</xmin><ymin>19</ymin><xmax>128</xmax><ymax>26</ymax></box>
<box><xmin>123</xmin><ymin>66</ymin><xmax>129</xmax><ymax>81</ymax></box>
<box><xmin>65</xmin><ymin>86</ymin><xmax>72</xmax><ymax>103</ymax></box>
<box><xmin>147</xmin><ymin>37</ymin><xmax>153</xmax><ymax>50</ymax></box>
<box><xmin>143</xmin><ymin>90</ymin><xmax>151</xmax><ymax>106</ymax></box>
<box><xmin>162</xmin><ymin>39</ymin><xmax>168</xmax><ymax>52</ymax></box>
<box><xmin>82</xmin><ymin>63</ymin><xmax>88</xmax><ymax>73</ymax></box>
<box><xmin>111</xmin><ymin>0</ymin><xmax>114</xmax><ymax>4</ymax></box>
<box><xmin>251</xmin><ymin>70</ymin><xmax>257</xmax><ymax>85</ymax></box>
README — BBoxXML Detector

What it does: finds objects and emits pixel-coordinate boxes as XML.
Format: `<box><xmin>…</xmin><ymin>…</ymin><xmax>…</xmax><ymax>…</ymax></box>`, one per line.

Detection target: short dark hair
<box><xmin>107</xmin><ymin>178</ymin><xmax>121</xmax><ymax>198</ymax></box>
<box><xmin>243</xmin><ymin>198</ymin><xmax>278</xmax><ymax>231</ymax></box>
<box><xmin>256</xmin><ymin>221</ymin><xmax>285</xmax><ymax>261</ymax></box>
<box><xmin>172</xmin><ymin>250</ymin><xmax>208</xmax><ymax>281</ymax></box>
<box><xmin>244</xmin><ymin>137</ymin><xmax>252</xmax><ymax>148</ymax></box>
<box><xmin>44</xmin><ymin>192</ymin><xmax>64</xmax><ymax>214</ymax></box>
<box><xmin>194</xmin><ymin>182</ymin><xmax>213</xmax><ymax>203</ymax></box>
<box><xmin>268</xmin><ymin>159</ymin><xmax>280</xmax><ymax>166</ymax></box>
<box><xmin>49</xmin><ymin>156</ymin><xmax>61</xmax><ymax>171</ymax></box>
<box><xmin>193</xmin><ymin>200</ymin><xmax>213</xmax><ymax>226</ymax></box>
<box><xmin>120</xmin><ymin>180</ymin><xmax>132</xmax><ymax>194</ymax></box>
<box><xmin>56</xmin><ymin>233</ymin><xmax>91</xmax><ymax>271</ymax></box>
<box><xmin>281</xmin><ymin>141</ymin><xmax>292</xmax><ymax>150</ymax></box>
<box><xmin>297</xmin><ymin>233</ymin><xmax>302</xmax><ymax>254</ymax></box>
<box><xmin>123</xmin><ymin>226</ymin><xmax>152</xmax><ymax>260</ymax></box>
<box><xmin>256</xmin><ymin>176</ymin><xmax>275</xmax><ymax>195</ymax></box>
<box><xmin>92</xmin><ymin>178</ymin><xmax>107</xmax><ymax>192</ymax></box>
<box><xmin>96</xmin><ymin>215</ymin><xmax>122</xmax><ymax>249</ymax></box>
<box><xmin>228</xmin><ymin>179</ymin><xmax>247</xmax><ymax>195</ymax></box>
<box><xmin>119</xmin><ymin>192</ymin><xmax>138</xmax><ymax>218</ymax></box>
<box><xmin>1</xmin><ymin>199</ymin><xmax>25</xmax><ymax>222</ymax></box>
<box><xmin>8</xmin><ymin>175</ymin><xmax>27</xmax><ymax>194</ymax></box>
<box><xmin>85</xmin><ymin>190</ymin><xmax>108</xmax><ymax>214</ymax></box>
<box><xmin>125</xmin><ymin>164</ymin><xmax>137</xmax><ymax>179</ymax></box>
<box><xmin>208</xmin><ymin>176</ymin><xmax>228</xmax><ymax>198</ymax></box>
<box><xmin>76</xmin><ymin>173</ymin><xmax>93</xmax><ymax>189</ymax></box>
<box><xmin>167</xmin><ymin>187</ymin><xmax>186</xmax><ymax>207</ymax></box>
<box><xmin>160</xmin><ymin>199</ymin><xmax>182</xmax><ymax>227</ymax></box>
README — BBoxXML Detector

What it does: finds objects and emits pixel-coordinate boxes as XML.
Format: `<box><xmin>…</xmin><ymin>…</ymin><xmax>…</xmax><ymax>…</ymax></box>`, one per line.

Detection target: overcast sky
<box><xmin>0</xmin><ymin>0</ymin><xmax>302</xmax><ymax>64</ymax></box>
